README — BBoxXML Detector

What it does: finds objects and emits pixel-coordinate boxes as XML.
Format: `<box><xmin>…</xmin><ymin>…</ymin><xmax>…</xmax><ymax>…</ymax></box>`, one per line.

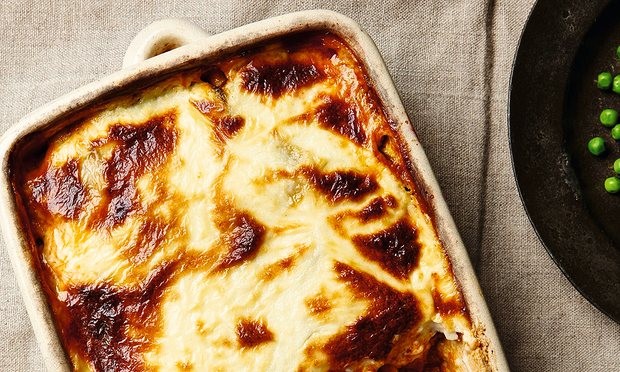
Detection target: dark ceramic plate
<box><xmin>510</xmin><ymin>0</ymin><xmax>620</xmax><ymax>323</ymax></box>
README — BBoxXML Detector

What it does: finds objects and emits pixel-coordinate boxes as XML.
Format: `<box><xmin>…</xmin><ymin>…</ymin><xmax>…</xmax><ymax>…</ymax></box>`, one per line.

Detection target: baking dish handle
<box><xmin>122</xmin><ymin>19</ymin><xmax>211</xmax><ymax>69</ymax></box>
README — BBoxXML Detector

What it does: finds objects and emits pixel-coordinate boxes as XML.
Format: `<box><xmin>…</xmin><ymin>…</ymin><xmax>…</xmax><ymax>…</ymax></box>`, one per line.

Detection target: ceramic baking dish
<box><xmin>0</xmin><ymin>10</ymin><xmax>508</xmax><ymax>371</ymax></box>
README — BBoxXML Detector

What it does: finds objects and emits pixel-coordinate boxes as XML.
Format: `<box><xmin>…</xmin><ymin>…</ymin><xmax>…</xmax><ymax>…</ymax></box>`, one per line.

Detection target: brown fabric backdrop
<box><xmin>0</xmin><ymin>1</ymin><xmax>618</xmax><ymax>370</ymax></box>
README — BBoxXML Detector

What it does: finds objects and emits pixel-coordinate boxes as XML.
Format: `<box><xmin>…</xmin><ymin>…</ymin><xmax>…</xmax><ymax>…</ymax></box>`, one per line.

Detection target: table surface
<box><xmin>1</xmin><ymin>1</ymin><xmax>618</xmax><ymax>371</ymax></box>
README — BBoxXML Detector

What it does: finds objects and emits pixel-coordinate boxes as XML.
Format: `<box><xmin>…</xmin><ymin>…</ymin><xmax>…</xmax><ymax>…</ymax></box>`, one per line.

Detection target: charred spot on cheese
<box><xmin>28</xmin><ymin>159</ymin><xmax>86</xmax><ymax>219</ymax></box>
<box><xmin>60</xmin><ymin>262</ymin><xmax>176</xmax><ymax>371</ymax></box>
<box><xmin>322</xmin><ymin>263</ymin><xmax>418</xmax><ymax>367</ymax></box>
<box><xmin>353</xmin><ymin>219</ymin><xmax>420</xmax><ymax>279</ymax></box>
<box><xmin>259</xmin><ymin>256</ymin><xmax>294</xmax><ymax>281</ymax></box>
<box><xmin>259</xmin><ymin>244</ymin><xmax>308</xmax><ymax>281</ymax></box>
<box><xmin>431</xmin><ymin>274</ymin><xmax>467</xmax><ymax>317</ymax></box>
<box><xmin>304</xmin><ymin>167</ymin><xmax>378</xmax><ymax>203</ymax></box>
<box><xmin>277</xmin><ymin>256</ymin><xmax>294</xmax><ymax>270</ymax></box>
<box><xmin>375</xmin><ymin>133</ymin><xmax>404</xmax><ymax>172</ymax></box>
<box><xmin>191</xmin><ymin>99</ymin><xmax>244</xmax><ymax>140</ymax></box>
<box><xmin>377</xmin><ymin>134</ymin><xmax>392</xmax><ymax>159</ymax></box>
<box><xmin>63</xmin><ymin>286</ymin><xmax>143</xmax><ymax>371</ymax></box>
<box><xmin>93</xmin><ymin>113</ymin><xmax>177</xmax><ymax>228</ymax></box>
<box><xmin>33</xmin><ymin>235</ymin><xmax>44</xmax><ymax>249</ymax></box>
<box><xmin>240</xmin><ymin>61</ymin><xmax>324</xmax><ymax>98</ymax></box>
<box><xmin>305</xmin><ymin>294</ymin><xmax>332</xmax><ymax>316</ymax></box>
<box><xmin>217</xmin><ymin>115</ymin><xmax>245</xmax><ymax>138</ymax></box>
<box><xmin>200</xmin><ymin>67</ymin><xmax>227</xmax><ymax>88</ymax></box>
<box><xmin>125</xmin><ymin>219</ymin><xmax>170</xmax><ymax>264</ymax></box>
<box><xmin>356</xmin><ymin>196</ymin><xmax>397</xmax><ymax>222</ymax></box>
<box><xmin>236</xmin><ymin>319</ymin><xmax>274</xmax><ymax>348</ymax></box>
<box><xmin>217</xmin><ymin>212</ymin><xmax>266</xmax><ymax>270</ymax></box>
<box><xmin>316</xmin><ymin>98</ymin><xmax>365</xmax><ymax>144</ymax></box>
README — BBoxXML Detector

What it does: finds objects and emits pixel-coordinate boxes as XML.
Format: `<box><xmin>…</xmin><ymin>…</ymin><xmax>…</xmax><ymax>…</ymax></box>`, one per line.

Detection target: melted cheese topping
<box><xmin>13</xmin><ymin>32</ymin><xmax>486</xmax><ymax>371</ymax></box>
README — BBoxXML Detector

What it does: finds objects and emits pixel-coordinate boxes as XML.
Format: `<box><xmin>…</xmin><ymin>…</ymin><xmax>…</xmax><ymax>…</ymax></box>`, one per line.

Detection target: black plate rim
<box><xmin>508</xmin><ymin>0</ymin><xmax>619</xmax><ymax>324</ymax></box>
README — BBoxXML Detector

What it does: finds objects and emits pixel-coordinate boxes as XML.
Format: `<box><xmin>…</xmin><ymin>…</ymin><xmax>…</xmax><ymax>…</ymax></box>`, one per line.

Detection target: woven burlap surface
<box><xmin>1</xmin><ymin>1</ymin><xmax>618</xmax><ymax>371</ymax></box>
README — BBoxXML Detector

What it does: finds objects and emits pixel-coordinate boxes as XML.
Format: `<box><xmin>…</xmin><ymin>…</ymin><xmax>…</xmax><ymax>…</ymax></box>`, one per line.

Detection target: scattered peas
<box><xmin>612</xmin><ymin>124</ymin><xmax>620</xmax><ymax>140</ymax></box>
<box><xmin>613</xmin><ymin>75</ymin><xmax>620</xmax><ymax>94</ymax></box>
<box><xmin>588</xmin><ymin>137</ymin><xmax>606</xmax><ymax>155</ymax></box>
<box><xmin>597</xmin><ymin>72</ymin><xmax>612</xmax><ymax>89</ymax></box>
<box><xmin>604</xmin><ymin>176</ymin><xmax>620</xmax><ymax>193</ymax></box>
<box><xmin>600</xmin><ymin>108</ymin><xmax>618</xmax><ymax>127</ymax></box>
<box><xmin>591</xmin><ymin>50</ymin><xmax>620</xmax><ymax>195</ymax></box>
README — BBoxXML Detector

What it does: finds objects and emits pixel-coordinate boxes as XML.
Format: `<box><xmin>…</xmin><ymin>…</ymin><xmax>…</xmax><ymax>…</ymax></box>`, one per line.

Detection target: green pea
<box><xmin>614</xmin><ymin>159</ymin><xmax>620</xmax><ymax>174</ymax></box>
<box><xmin>616</xmin><ymin>45</ymin><xmax>620</xmax><ymax>59</ymax></box>
<box><xmin>600</xmin><ymin>108</ymin><xmax>619</xmax><ymax>127</ymax></box>
<box><xmin>612</xmin><ymin>124</ymin><xmax>620</xmax><ymax>140</ymax></box>
<box><xmin>613</xmin><ymin>75</ymin><xmax>620</xmax><ymax>94</ymax></box>
<box><xmin>604</xmin><ymin>176</ymin><xmax>620</xmax><ymax>193</ymax></box>
<box><xmin>597</xmin><ymin>72</ymin><xmax>613</xmax><ymax>89</ymax></box>
<box><xmin>588</xmin><ymin>137</ymin><xmax>606</xmax><ymax>155</ymax></box>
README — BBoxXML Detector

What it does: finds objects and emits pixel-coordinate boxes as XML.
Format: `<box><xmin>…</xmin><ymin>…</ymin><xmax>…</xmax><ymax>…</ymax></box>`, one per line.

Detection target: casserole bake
<box><xmin>0</xmin><ymin>11</ymin><xmax>508</xmax><ymax>371</ymax></box>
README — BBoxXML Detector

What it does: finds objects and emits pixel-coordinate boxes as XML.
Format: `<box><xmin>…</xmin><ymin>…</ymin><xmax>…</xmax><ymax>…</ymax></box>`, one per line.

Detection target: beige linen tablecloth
<box><xmin>1</xmin><ymin>1</ymin><xmax>618</xmax><ymax>371</ymax></box>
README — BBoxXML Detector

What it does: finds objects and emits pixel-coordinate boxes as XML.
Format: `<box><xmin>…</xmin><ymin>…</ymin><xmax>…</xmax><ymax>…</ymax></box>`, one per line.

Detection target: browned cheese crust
<box><xmin>11</xmin><ymin>32</ymin><xmax>483</xmax><ymax>371</ymax></box>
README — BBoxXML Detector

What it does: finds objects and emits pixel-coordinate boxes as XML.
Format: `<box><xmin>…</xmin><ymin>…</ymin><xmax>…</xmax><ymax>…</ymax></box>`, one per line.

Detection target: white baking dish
<box><xmin>0</xmin><ymin>10</ymin><xmax>508</xmax><ymax>371</ymax></box>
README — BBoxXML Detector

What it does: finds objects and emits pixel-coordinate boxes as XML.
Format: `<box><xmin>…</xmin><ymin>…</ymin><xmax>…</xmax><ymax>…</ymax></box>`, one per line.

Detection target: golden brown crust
<box><xmin>320</xmin><ymin>262</ymin><xmax>419</xmax><ymax>368</ymax></box>
<box><xmin>352</xmin><ymin>218</ymin><xmax>421</xmax><ymax>279</ymax></box>
<box><xmin>236</xmin><ymin>318</ymin><xmax>275</xmax><ymax>348</ymax></box>
<box><xmin>10</xmin><ymin>31</ymin><xmax>479</xmax><ymax>371</ymax></box>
